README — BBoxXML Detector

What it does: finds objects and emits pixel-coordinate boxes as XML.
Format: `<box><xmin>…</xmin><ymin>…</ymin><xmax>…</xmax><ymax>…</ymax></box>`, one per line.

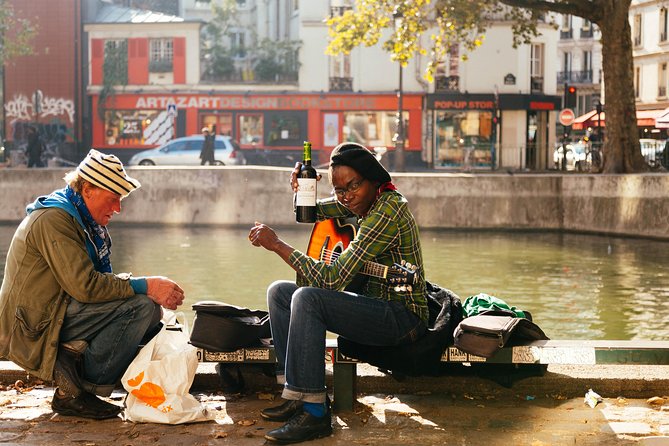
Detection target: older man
<box><xmin>0</xmin><ymin>149</ymin><xmax>185</xmax><ymax>419</ymax></box>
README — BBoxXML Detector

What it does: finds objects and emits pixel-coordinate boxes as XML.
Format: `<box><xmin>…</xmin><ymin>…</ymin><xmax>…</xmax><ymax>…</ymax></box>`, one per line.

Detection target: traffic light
<box><xmin>564</xmin><ymin>84</ymin><xmax>577</xmax><ymax>109</ymax></box>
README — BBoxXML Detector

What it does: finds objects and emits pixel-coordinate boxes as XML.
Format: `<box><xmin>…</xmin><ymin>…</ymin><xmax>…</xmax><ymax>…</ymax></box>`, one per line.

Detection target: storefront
<box><xmin>426</xmin><ymin>93</ymin><xmax>561</xmax><ymax>170</ymax></box>
<box><xmin>91</xmin><ymin>92</ymin><xmax>424</xmax><ymax>166</ymax></box>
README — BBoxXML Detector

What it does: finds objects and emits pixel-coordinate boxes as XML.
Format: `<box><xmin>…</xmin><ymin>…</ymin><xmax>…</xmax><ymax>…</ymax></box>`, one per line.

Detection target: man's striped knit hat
<box><xmin>76</xmin><ymin>149</ymin><xmax>141</xmax><ymax>197</ymax></box>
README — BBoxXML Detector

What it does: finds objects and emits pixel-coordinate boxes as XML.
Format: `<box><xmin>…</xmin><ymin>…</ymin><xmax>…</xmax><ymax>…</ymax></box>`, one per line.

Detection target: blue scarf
<box><xmin>65</xmin><ymin>186</ymin><xmax>113</xmax><ymax>273</ymax></box>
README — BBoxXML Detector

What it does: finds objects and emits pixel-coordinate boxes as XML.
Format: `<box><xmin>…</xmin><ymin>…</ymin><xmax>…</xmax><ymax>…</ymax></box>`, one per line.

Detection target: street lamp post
<box><xmin>392</xmin><ymin>6</ymin><xmax>405</xmax><ymax>172</ymax></box>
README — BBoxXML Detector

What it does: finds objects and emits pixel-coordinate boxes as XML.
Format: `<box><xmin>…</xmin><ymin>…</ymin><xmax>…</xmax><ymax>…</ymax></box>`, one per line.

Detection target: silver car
<box><xmin>127</xmin><ymin>135</ymin><xmax>246</xmax><ymax>166</ymax></box>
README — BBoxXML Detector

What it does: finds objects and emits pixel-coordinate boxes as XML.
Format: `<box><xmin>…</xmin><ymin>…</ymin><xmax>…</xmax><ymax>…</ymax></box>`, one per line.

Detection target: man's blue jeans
<box><xmin>267</xmin><ymin>280</ymin><xmax>426</xmax><ymax>403</ymax></box>
<box><xmin>59</xmin><ymin>295</ymin><xmax>161</xmax><ymax>396</ymax></box>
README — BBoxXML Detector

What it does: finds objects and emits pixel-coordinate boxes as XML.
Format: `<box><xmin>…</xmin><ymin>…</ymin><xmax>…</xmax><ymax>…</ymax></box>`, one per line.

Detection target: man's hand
<box><xmin>145</xmin><ymin>276</ymin><xmax>185</xmax><ymax>310</ymax></box>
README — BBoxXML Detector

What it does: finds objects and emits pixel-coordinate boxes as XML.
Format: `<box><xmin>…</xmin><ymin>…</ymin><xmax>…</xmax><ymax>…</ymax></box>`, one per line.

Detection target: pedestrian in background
<box><xmin>0</xmin><ymin>149</ymin><xmax>185</xmax><ymax>419</ymax></box>
<box><xmin>200</xmin><ymin>127</ymin><xmax>215</xmax><ymax>165</ymax></box>
<box><xmin>26</xmin><ymin>126</ymin><xmax>43</xmax><ymax>168</ymax></box>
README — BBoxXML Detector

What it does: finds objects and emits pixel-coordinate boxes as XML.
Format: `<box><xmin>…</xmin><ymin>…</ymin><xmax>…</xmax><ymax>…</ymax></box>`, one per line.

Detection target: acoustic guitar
<box><xmin>306</xmin><ymin>218</ymin><xmax>418</xmax><ymax>289</ymax></box>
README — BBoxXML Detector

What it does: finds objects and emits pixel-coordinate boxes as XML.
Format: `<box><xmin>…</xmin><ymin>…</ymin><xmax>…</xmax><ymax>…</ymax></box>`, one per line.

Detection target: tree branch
<box><xmin>498</xmin><ymin>0</ymin><xmax>603</xmax><ymax>23</ymax></box>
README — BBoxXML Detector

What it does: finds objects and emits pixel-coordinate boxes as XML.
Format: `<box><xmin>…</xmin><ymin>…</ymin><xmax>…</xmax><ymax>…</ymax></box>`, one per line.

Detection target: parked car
<box><xmin>128</xmin><ymin>135</ymin><xmax>246</xmax><ymax>166</ymax></box>
<box><xmin>553</xmin><ymin>142</ymin><xmax>590</xmax><ymax>171</ymax></box>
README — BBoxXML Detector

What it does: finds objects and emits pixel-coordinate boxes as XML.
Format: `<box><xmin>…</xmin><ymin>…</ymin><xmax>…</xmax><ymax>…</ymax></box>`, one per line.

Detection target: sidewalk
<box><xmin>1</xmin><ymin>361</ymin><xmax>668</xmax><ymax>445</ymax></box>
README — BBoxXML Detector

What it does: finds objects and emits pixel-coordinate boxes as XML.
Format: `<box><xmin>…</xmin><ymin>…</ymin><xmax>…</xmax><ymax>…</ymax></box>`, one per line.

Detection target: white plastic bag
<box><xmin>121</xmin><ymin>311</ymin><xmax>211</xmax><ymax>424</ymax></box>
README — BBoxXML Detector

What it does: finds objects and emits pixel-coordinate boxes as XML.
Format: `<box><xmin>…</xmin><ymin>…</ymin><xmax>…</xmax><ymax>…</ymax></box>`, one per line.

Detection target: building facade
<box><xmin>4</xmin><ymin>0</ymin><xmax>562</xmax><ymax>170</ymax></box>
<box><xmin>630</xmin><ymin>0</ymin><xmax>669</xmax><ymax>138</ymax></box>
<box><xmin>3</xmin><ymin>0</ymin><xmax>84</xmax><ymax>162</ymax></box>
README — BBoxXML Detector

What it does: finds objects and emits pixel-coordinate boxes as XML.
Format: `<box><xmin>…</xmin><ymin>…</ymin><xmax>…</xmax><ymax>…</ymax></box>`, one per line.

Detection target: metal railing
<box><xmin>557</xmin><ymin>70</ymin><xmax>594</xmax><ymax>84</ymax></box>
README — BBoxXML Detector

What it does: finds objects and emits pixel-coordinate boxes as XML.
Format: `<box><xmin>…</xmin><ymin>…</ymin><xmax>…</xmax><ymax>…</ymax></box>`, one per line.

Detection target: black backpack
<box><xmin>337</xmin><ymin>282</ymin><xmax>463</xmax><ymax>378</ymax></box>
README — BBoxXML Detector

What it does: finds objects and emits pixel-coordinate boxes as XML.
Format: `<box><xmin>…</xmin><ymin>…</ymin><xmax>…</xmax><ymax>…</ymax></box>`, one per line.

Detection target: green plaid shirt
<box><xmin>289</xmin><ymin>190</ymin><xmax>428</xmax><ymax>322</ymax></box>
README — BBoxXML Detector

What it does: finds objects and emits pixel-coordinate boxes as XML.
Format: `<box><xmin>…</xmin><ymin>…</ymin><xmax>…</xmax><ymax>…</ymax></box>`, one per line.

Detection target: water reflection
<box><xmin>1</xmin><ymin>224</ymin><xmax>668</xmax><ymax>340</ymax></box>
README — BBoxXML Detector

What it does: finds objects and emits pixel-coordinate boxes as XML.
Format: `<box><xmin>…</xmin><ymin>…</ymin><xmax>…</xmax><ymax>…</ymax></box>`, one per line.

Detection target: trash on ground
<box><xmin>584</xmin><ymin>389</ymin><xmax>603</xmax><ymax>408</ymax></box>
<box><xmin>646</xmin><ymin>396</ymin><xmax>665</xmax><ymax>406</ymax></box>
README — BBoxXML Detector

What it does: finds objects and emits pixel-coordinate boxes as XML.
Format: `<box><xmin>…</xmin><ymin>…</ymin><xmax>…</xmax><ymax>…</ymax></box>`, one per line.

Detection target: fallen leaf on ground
<box><xmin>647</xmin><ymin>396</ymin><xmax>665</xmax><ymax>406</ymax></box>
<box><xmin>257</xmin><ymin>392</ymin><xmax>275</xmax><ymax>401</ymax></box>
<box><xmin>237</xmin><ymin>419</ymin><xmax>256</xmax><ymax>426</ymax></box>
<box><xmin>213</xmin><ymin>431</ymin><xmax>228</xmax><ymax>438</ymax></box>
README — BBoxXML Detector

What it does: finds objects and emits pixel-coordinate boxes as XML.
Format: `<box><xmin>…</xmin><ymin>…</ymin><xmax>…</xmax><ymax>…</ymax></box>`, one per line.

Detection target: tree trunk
<box><xmin>597</xmin><ymin>0</ymin><xmax>647</xmax><ymax>173</ymax></box>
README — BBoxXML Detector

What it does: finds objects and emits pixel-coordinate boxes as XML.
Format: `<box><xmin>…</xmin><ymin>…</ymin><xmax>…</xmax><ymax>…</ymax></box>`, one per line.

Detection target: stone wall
<box><xmin>0</xmin><ymin>167</ymin><xmax>667</xmax><ymax>240</ymax></box>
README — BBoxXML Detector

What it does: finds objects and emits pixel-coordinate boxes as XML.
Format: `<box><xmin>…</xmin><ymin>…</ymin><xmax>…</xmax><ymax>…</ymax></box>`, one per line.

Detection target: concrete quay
<box><xmin>1</xmin><ymin>361</ymin><xmax>668</xmax><ymax>445</ymax></box>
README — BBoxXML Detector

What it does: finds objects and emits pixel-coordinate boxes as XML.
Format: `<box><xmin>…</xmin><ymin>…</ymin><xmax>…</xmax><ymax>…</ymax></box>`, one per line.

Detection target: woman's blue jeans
<box><xmin>59</xmin><ymin>295</ymin><xmax>161</xmax><ymax>396</ymax></box>
<box><xmin>267</xmin><ymin>280</ymin><xmax>426</xmax><ymax>403</ymax></box>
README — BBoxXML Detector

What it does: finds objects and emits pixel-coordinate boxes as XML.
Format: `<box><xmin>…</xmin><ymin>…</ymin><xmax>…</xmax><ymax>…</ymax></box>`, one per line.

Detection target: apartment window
<box><xmin>561</xmin><ymin>15</ymin><xmax>571</xmax><ymax>30</ymax></box>
<box><xmin>230</xmin><ymin>30</ymin><xmax>246</xmax><ymax>58</ymax></box>
<box><xmin>581</xmin><ymin>51</ymin><xmax>592</xmax><ymax>82</ymax></box>
<box><xmin>563</xmin><ymin>52</ymin><xmax>571</xmax><ymax>73</ymax></box>
<box><xmin>531</xmin><ymin>44</ymin><xmax>544</xmax><ymax>77</ymax></box>
<box><xmin>635</xmin><ymin>66</ymin><xmax>641</xmax><ymax>99</ymax></box>
<box><xmin>329</xmin><ymin>53</ymin><xmax>352</xmax><ymax>90</ymax></box>
<box><xmin>580</xmin><ymin>19</ymin><xmax>593</xmax><ymax>38</ymax></box>
<box><xmin>292</xmin><ymin>0</ymin><xmax>299</xmax><ymax>11</ymax></box>
<box><xmin>560</xmin><ymin>15</ymin><xmax>573</xmax><ymax>39</ymax></box>
<box><xmin>661</xmin><ymin>8</ymin><xmax>668</xmax><ymax>42</ymax></box>
<box><xmin>149</xmin><ymin>38</ymin><xmax>173</xmax><ymax>72</ymax></box>
<box><xmin>659</xmin><ymin>63</ymin><xmax>667</xmax><ymax>97</ymax></box>
<box><xmin>103</xmin><ymin>39</ymin><xmax>128</xmax><ymax>84</ymax></box>
<box><xmin>633</xmin><ymin>14</ymin><xmax>642</xmax><ymax>46</ymax></box>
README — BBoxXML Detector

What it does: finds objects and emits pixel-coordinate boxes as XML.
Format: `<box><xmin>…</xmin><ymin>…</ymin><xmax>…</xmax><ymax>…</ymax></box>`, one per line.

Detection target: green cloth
<box><xmin>289</xmin><ymin>190</ymin><xmax>428</xmax><ymax>323</ymax></box>
<box><xmin>462</xmin><ymin>293</ymin><xmax>526</xmax><ymax>319</ymax></box>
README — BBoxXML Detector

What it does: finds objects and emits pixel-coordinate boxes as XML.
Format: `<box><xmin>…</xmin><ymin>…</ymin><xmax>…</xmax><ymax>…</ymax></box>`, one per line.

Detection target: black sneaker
<box><xmin>51</xmin><ymin>389</ymin><xmax>121</xmax><ymax>420</ymax></box>
<box><xmin>261</xmin><ymin>399</ymin><xmax>304</xmax><ymax>422</ymax></box>
<box><xmin>264</xmin><ymin>409</ymin><xmax>333</xmax><ymax>444</ymax></box>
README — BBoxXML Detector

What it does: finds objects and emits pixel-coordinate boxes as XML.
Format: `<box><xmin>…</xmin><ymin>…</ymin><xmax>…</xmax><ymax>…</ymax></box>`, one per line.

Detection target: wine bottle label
<box><xmin>296</xmin><ymin>178</ymin><xmax>317</xmax><ymax>206</ymax></box>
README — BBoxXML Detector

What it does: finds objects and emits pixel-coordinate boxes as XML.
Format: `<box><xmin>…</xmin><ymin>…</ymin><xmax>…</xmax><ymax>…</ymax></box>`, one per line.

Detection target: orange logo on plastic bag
<box><xmin>127</xmin><ymin>371</ymin><xmax>144</xmax><ymax>387</ymax></box>
<box><xmin>131</xmin><ymin>382</ymin><xmax>166</xmax><ymax>408</ymax></box>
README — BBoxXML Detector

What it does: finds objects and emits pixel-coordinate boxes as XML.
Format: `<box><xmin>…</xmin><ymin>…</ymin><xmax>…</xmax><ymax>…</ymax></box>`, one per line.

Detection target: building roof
<box><xmin>92</xmin><ymin>4</ymin><xmax>184</xmax><ymax>24</ymax></box>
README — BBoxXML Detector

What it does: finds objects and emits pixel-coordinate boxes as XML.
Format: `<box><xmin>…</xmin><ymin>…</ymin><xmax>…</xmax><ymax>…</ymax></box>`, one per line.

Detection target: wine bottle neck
<box><xmin>303</xmin><ymin>143</ymin><xmax>312</xmax><ymax>164</ymax></box>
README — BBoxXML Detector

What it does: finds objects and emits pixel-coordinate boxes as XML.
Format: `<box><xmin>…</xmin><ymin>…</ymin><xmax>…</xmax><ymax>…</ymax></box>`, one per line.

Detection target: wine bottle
<box><xmin>296</xmin><ymin>141</ymin><xmax>317</xmax><ymax>223</ymax></box>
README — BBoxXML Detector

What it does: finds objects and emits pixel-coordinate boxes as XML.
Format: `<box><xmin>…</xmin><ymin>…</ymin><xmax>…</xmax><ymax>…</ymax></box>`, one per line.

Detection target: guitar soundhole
<box><xmin>324</xmin><ymin>241</ymin><xmax>345</xmax><ymax>264</ymax></box>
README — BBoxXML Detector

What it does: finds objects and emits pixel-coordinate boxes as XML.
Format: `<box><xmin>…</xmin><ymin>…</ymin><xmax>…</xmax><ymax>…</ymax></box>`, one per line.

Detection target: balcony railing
<box><xmin>580</xmin><ymin>27</ymin><xmax>594</xmax><ymax>39</ymax></box>
<box><xmin>557</xmin><ymin>70</ymin><xmax>594</xmax><ymax>84</ymax></box>
<box><xmin>329</xmin><ymin>76</ymin><xmax>353</xmax><ymax>91</ymax></box>
<box><xmin>435</xmin><ymin>75</ymin><xmax>460</xmax><ymax>92</ymax></box>
<box><xmin>560</xmin><ymin>29</ymin><xmax>573</xmax><ymax>39</ymax></box>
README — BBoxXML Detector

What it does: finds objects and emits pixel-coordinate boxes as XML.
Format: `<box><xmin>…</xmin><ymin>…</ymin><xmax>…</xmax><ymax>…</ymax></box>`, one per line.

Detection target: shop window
<box><xmin>104</xmin><ymin>109</ymin><xmax>170</xmax><ymax>146</ymax></box>
<box><xmin>239</xmin><ymin>114</ymin><xmax>263</xmax><ymax>146</ymax></box>
<box><xmin>342</xmin><ymin>111</ymin><xmax>406</xmax><ymax>149</ymax></box>
<box><xmin>201</xmin><ymin>113</ymin><xmax>233</xmax><ymax>136</ymax></box>
<box><xmin>434</xmin><ymin>110</ymin><xmax>493</xmax><ymax>169</ymax></box>
<box><xmin>266</xmin><ymin>112</ymin><xmax>306</xmax><ymax>146</ymax></box>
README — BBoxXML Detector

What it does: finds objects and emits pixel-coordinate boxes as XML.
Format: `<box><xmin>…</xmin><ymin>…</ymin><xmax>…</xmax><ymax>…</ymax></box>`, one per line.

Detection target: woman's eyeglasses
<box><xmin>332</xmin><ymin>178</ymin><xmax>366</xmax><ymax>199</ymax></box>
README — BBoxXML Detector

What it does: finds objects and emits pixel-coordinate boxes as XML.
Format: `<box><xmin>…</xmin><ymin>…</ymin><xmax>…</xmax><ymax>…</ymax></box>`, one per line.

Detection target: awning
<box><xmin>655</xmin><ymin>107</ymin><xmax>669</xmax><ymax>128</ymax></box>
<box><xmin>571</xmin><ymin>109</ymin><xmax>665</xmax><ymax>130</ymax></box>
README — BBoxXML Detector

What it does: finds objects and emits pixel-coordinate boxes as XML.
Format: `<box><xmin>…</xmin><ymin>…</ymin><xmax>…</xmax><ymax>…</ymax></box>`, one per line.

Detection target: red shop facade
<box><xmin>91</xmin><ymin>91</ymin><xmax>424</xmax><ymax>166</ymax></box>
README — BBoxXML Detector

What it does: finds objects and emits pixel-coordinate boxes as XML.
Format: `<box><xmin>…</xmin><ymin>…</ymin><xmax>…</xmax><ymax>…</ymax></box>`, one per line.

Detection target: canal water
<box><xmin>1</xmin><ymin>224</ymin><xmax>668</xmax><ymax>341</ymax></box>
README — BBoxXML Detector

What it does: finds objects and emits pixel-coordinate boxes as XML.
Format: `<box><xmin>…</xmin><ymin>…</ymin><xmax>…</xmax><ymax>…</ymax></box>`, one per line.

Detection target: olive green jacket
<box><xmin>0</xmin><ymin>208</ymin><xmax>135</xmax><ymax>381</ymax></box>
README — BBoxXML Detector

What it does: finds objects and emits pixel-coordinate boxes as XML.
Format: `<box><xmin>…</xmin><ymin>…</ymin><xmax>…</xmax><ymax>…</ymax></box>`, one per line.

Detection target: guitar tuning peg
<box><xmin>400</xmin><ymin>259</ymin><xmax>406</xmax><ymax>265</ymax></box>
<box><xmin>405</xmin><ymin>262</ymin><xmax>412</xmax><ymax>268</ymax></box>
<box><xmin>407</xmin><ymin>285</ymin><xmax>412</xmax><ymax>292</ymax></box>
<box><xmin>394</xmin><ymin>286</ymin><xmax>401</xmax><ymax>292</ymax></box>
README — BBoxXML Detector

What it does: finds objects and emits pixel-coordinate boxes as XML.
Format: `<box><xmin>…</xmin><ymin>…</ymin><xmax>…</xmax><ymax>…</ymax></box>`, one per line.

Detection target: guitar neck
<box><xmin>359</xmin><ymin>261</ymin><xmax>388</xmax><ymax>279</ymax></box>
